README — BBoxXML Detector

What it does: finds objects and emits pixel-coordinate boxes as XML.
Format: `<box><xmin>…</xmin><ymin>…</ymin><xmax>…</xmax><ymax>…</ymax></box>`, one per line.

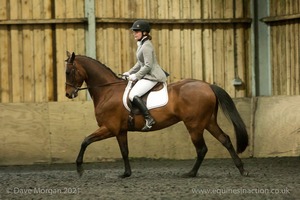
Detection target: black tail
<box><xmin>210</xmin><ymin>84</ymin><xmax>248</xmax><ymax>153</ymax></box>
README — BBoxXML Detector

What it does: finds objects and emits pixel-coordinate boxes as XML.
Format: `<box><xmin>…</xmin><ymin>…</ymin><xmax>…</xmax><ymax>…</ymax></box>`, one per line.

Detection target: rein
<box><xmin>65</xmin><ymin>57</ymin><xmax>126</xmax><ymax>96</ymax></box>
<box><xmin>65</xmin><ymin>81</ymin><xmax>126</xmax><ymax>92</ymax></box>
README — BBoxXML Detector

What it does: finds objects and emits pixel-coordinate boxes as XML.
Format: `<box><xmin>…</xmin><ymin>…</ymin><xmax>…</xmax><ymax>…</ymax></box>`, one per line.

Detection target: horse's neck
<box><xmin>79</xmin><ymin>58</ymin><xmax>118</xmax><ymax>86</ymax></box>
<box><xmin>78</xmin><ymin>58</ymin><xmax>120</xmax><ymax>101</ymax></box>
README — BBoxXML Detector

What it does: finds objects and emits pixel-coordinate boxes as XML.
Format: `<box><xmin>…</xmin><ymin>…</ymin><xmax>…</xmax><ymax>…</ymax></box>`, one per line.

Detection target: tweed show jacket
<box><xmin>128</xmin><ymin>38</ymin><xmax>167</xmax><ymax>82</ymax></box>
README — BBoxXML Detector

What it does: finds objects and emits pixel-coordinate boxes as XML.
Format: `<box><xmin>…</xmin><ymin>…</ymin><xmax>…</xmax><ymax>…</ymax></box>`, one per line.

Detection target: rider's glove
<box><xmin>123</xmin><ymin>72</ymin><xmax>130</xmax><ymax>76</ymax></box>
<box><xmin>128</xmin><ymin>74</ymin><xmax>137</xmax><ymax>81</ymax></box>
<box><xmin>122</xmin><ymin>72</ymin><xmax>130</xmax><ymax>80</ymax></box>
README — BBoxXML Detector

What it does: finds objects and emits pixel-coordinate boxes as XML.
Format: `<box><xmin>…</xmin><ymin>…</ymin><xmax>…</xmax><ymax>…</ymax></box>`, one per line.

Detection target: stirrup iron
<box><xmin>142</xmin><ymin>117</ymin><xmax>155</xmax><ymax>131</ymax></box>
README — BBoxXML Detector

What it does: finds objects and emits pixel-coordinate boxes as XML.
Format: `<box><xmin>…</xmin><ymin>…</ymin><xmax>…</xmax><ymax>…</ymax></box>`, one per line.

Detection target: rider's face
<box><xmin>132</xmin><ymin>31</ymin><xmax>143</xmax><ymax>41</ymax></box>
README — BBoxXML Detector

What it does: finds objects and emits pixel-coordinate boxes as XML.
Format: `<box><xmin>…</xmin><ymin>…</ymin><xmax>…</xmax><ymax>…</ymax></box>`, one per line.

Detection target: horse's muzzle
<box><xmin>66</xmin><ymin>90</ymin><xmax>78</xmax><ymax>99</ymax></box>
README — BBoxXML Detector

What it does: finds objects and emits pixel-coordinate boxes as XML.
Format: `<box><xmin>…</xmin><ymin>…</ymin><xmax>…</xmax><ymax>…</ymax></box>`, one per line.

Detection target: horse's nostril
<box><xmin>66</xmin><ymin>93</ymin><xmax>69</xmax><ymax>97</ymax></box>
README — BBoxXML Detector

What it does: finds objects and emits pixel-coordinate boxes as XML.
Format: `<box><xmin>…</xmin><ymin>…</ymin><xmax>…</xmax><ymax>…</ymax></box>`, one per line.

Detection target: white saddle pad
<box><xmin>122</xmin><ymin>81</ymin><xmax>168</xmax><ymax>111</ymax></box>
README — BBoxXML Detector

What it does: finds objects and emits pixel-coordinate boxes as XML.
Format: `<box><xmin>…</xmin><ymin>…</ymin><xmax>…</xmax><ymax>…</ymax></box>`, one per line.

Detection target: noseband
<box><xmin>65</xmin><ymin>82</ymin><xmax>85</xmax><ymax>92</ymax></box>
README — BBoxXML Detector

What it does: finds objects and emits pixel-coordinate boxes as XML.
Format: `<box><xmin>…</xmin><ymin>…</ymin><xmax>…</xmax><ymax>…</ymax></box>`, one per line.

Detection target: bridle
<box><xmin>65</xmin><ymin>62</ymin><xmax>125</xmax><ymax>95</ymax></box>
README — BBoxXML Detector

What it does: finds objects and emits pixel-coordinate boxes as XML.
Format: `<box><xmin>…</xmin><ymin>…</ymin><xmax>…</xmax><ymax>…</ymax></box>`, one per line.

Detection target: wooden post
<box><xmin>85</xmin><ymin>0</ymin><xmax>96</xmax><ymax>59</ymax></box>
<box><xmin>252</xmin><ymin>0</ymin><xmax>272</xmax><ymax>96</ymax></box>
<box><xmin>85</xmin><ymin>0</ymin><xmax>96</xmax><ymax>100</ymax></box>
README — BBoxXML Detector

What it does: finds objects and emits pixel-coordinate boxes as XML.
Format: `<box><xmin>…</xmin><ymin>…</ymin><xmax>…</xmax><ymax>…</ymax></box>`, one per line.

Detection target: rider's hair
<box><xmin>143</xmin><ymin>32</ymin><xmax>152</xmax><ymax>40</ymax></box>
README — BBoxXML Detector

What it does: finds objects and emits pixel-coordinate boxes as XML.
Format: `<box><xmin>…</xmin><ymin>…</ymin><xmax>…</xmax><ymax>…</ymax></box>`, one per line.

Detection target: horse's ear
<box><xmin>69</xmin><ymin>52</ymin><xmax>76</xmax><ymax>63</ymax></box>
<box><xmin>66</xmin><ymin>51</ymin><xmax>75</xmax><ymax>63</ymax></box>
<box><xmin>66</xmin><ymin>51</ymin><xmax>71</xmax><ymax>58</ymax></box>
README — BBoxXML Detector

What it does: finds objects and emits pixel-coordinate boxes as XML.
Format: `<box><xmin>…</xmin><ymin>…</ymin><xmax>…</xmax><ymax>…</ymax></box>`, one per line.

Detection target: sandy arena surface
<box><xmin>0</xmin><ymin>157</ymin><xmax>299</xmax><ymax>200</ymax></box>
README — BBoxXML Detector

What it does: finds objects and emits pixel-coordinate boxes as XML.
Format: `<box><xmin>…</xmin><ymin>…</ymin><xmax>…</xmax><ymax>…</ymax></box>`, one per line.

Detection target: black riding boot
<box><xmin>132</xmin><ymin>96</ymin><xmax>156</xmax><ymax>131</ymax></box>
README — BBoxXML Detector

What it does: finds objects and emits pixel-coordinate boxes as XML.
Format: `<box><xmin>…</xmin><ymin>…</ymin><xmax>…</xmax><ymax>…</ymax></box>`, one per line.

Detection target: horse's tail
<box><xmin>209</xmin><ymin>84</ymin><xmax>248</xmax><ymax>153</ymax></box>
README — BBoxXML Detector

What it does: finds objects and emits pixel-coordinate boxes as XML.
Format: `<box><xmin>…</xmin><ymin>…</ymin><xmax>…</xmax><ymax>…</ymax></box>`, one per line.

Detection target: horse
<box><xmin>65</xmin><ymin>51</ymin><xmax>249</xmax><ymax>178</ymax></box>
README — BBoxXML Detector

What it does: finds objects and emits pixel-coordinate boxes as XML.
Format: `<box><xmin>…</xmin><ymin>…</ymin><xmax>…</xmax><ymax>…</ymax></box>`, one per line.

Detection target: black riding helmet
<box><xmin>130</xmin><ymin>20</ymin><xmax>151</xmax><ymax>33</ymax></box>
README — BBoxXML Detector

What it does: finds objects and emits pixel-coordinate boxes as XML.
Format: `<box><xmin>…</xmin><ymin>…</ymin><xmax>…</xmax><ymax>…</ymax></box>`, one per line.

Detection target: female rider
<box><xmin>123</xmin><ymin>20</ymin><xmax>167</xmax><ymax>131</ymax></box>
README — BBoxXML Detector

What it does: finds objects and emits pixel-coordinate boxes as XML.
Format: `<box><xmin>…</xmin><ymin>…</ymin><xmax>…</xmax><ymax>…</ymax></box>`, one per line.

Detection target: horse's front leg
<box><xmin>76</xmin><ymin>126</ymin><xmax>114</xmax><ymax>176</ymax></box>
<box><xmin>116</xmin><ymin>131</ymin><xmax>131</xmax><ymax>178</ymax></box>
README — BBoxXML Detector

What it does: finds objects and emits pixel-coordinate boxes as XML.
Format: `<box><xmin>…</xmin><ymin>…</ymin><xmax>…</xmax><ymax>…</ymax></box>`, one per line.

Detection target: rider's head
<box><xmin>130</xmin><ymin>20</ymin><xmax>152</xmax><ymax>41</ymax></box>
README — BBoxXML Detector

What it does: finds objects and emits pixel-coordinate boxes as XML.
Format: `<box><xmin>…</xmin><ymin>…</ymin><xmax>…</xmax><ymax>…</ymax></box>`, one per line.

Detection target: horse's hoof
<box><xmin>77</xmin><ymin>165</ymin><xmax>84</xmax><ymax>177</ymax></box>
<box><xmin>241</xmin><ymin>170</ymin><xmax>249</xmax><ymax>177</ymax></box>
<box><xmin>239</xmin><ymin>169</ymin><xmax>249</xmax><ymax>177</ymax></box>
<box><xmin>181</xmin><ymin>172</ymin><xmax>197</xmax><ymax>178</ymax></box>
<box><xmin>118</xmin><ymin>172</ymin><xmax>131</xmax><ymax>178</ymax></box>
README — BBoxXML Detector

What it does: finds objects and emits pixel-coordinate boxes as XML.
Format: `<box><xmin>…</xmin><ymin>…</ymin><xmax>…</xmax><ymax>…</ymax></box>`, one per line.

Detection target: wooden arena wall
<box><xmin>1</xmin><ymin>0</ymin><xmax>300</xmax><ymax>101</ymax></box>
<box><xmin>0</xmin><ymin>96</ymin><xmax>299</xmax><ymax>165</ymax></box>
<box><xmin>94</xmin><ymin>0</ymin><xmax>252</xmax><ymax>98</ymax></box>
<box><xmin>0</xmin><ymin>0</ymin><xmax>252</xmax><ymax>103</ymax></box>
<box><xmin>0</xmin><ymin>0</ymin><xmax>87</xmax><ymax>103</ymax></box>
<box><xmin>262</xmin><ymin>0</ymin><xmax>300</xmax><ymax>95</ymax></box>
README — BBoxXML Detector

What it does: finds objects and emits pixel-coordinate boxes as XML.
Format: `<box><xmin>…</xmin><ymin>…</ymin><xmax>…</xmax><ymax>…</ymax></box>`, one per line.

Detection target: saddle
<box><xmin>122</xmin><ymin>81</ymin><xmax>169</xmax><ymax>115</ymax></box>
<box><xmin>122</xmin><ymin>81</ymin><xmax>168</xmax><ymax>130</ymax></box>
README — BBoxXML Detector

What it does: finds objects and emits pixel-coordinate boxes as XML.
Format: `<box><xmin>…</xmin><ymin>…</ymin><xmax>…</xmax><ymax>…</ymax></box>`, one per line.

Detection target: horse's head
<box><xmin>65</xmin><ymin>51</ymin><xmax>86</xmax><ymax>99</ymax></box>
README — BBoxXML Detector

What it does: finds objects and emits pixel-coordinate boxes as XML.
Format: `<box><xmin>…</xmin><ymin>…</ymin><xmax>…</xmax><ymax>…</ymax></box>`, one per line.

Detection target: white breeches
<box><xmin>129</xmin><ymin>79</ymin><xmax>158</xmax><ymax>101</ymax></box>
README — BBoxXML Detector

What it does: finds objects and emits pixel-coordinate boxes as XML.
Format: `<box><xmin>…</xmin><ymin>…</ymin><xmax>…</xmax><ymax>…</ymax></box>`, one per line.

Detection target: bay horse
<box><xmin>65</xmin><ymin>51</ymin><xmax>249</xmax><ymax>178</ymax></box>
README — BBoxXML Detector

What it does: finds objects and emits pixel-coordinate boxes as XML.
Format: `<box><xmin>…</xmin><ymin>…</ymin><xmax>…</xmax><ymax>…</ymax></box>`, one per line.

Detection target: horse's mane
<box><xmin>75</xmin><ymin>55</ymin><xmax>122</xmax><ymax>80</ymax></box>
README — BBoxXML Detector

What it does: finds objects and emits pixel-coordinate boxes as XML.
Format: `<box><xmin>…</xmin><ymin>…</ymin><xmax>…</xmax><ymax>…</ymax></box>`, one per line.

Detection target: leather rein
<box><xmin>65</xmin><ymin>62</ymin><xmax>126</xmax><ymax>93</ymax></box>
<box><xmin>65</xmin><ymin>80</ymin><xmax>125</xmax><ymax>92</ymax></box>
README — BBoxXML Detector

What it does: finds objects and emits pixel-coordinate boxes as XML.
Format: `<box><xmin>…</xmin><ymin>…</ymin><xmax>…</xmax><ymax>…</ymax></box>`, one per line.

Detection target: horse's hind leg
<box><xmin>206</xmin><ymin>122</ymin><xmax>248</xmax><ymax>176</ymax></box>
<box><xmin>183</xmin><ymin>129</ymin><xmax>207</xmax><ymax>177</ymax></box>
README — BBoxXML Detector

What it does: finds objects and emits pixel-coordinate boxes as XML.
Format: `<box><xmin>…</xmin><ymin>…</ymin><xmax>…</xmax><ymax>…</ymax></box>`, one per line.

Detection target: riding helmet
<box><xmin>130</xmin><ymin>20</ymin><xmax>151</xmax><ymax>33</ymax></box>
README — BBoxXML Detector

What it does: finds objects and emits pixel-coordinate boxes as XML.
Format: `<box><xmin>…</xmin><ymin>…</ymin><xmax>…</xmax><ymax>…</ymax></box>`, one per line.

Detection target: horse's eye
<box><xmin>66</xmin><ymin>68</ymin><xmax>73</xmax><ymax>75</ymax></box>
